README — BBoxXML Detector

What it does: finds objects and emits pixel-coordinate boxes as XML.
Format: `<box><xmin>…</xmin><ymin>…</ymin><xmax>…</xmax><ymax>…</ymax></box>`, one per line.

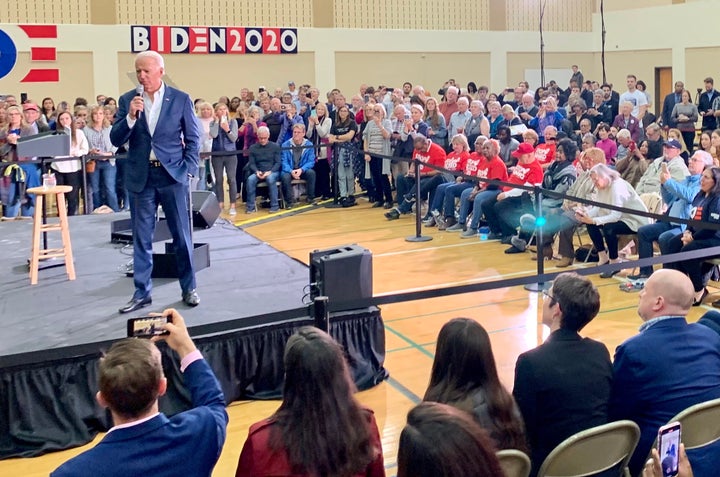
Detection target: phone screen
<box><xmin>658</xmin><ymin>422</ymin><xmax>681</xmax><ymax>477</ymax></box>
<box><xmin>126</xmin><ymin>316</ymin><xmax>171</xmax><ymax>338</ymax></box>
<box><xmin>311</xmin><ymin>109</ymin><xmax>317</xmax><ymax>117</ymax></box>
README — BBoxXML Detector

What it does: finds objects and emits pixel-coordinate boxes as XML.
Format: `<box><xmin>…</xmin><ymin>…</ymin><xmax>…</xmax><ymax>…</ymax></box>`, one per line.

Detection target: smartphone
<box><xmin>310</xmin><ymin>109</ymin><xmax>317</xmax><ymax>117</ymax></box>
<box><xmin>126</xmin><ymin>315</ymin><xmax>172</xmax><ymax>338</ymax></box>
<box><xmin>657</xmin><ymin>422</ymin><xmax>681</xmax><ymax>477</ymax></box>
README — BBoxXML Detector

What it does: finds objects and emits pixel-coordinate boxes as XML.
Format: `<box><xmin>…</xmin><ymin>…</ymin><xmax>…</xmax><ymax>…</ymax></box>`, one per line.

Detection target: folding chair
<box><xmin>497</xmin><ymin>449</ymin><xmax>531</xmax><ymax>477</ymax></box>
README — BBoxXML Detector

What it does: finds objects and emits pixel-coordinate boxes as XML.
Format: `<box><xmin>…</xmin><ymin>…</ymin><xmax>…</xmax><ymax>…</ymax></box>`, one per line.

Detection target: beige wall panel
<box><xmin>601</xmin><ymin>49</ymin><xmax>671</xmax><ymax>115</ymax></box>
<box><xmin>334</xmin><ymin>0</ymin><xmax>489</xmax><ymax>30</ymax></box>
<box><xmin>600</xmin><ymin>0</ymin><xmax>672</xmax><ymax>11</ymax></box>
<box><xmin>115</xmin><ymin>52</ymin><xmax>315</xmax><ymax>100</ymax></box>
<box><xmin>334</xmin><ymin>52</ymin><xmax>490</xmax><ymax>99</ymax></box>
<box><xmin>685</xmin><ymin>47</ymin><xmax>720</xmax><ymax>92</ymax></box>
<box><xmin>4</xmin><ymin>0</ymin><xmax>91</xmax><ymax>24</ymax></box>
<box><xmin>507</xmin><ymin>0</ymin><xmax>593</xmax><ymax>32</ymax></box>
<box><xmin>507</xmin><ymin>52</ymin><xmax>597</xmax><ymax>88</ymax></box>
<box><xmin>115</xmin><ymin>0</ymin><xmax>313</xmax><ymax>27</ymax></box>
<box><xmin>1</xmin><ymin>53</ymin><xmax>94</xmax><ymax>104</ymax></box>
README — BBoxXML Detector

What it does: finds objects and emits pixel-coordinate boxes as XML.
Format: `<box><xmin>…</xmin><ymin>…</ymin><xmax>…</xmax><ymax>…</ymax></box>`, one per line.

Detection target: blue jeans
<box><xmin>246</xmin><ymin>171</ymin><xmax>279</xmax><ymax>211</ymax></box>
<box><xmin>460</xmin><ymin>189</ymin><xmax>500</xmax><ymax>229</ymax></box>
<box><xmin>440</xmin><ymin>181</ymin><xmax>473</xmax><ymax>218</ymax></box>
<box><xmin>636</xmin><ymin>221</ymin><xmax>682</xmax><ymax>276</ymax></box>
<box><xmin>90</xmin><ymin>160</ymin><xmax>119</xmax><ymax>212</ymax></box>
<box><xmin>3</xmin><ymin>163</ymin><xmax>40</xmax><ymax>218</ymax></box>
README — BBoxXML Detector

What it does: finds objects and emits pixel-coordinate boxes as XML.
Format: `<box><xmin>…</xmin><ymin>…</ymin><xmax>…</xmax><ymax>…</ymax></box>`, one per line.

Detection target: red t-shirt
<box><xmin>463</xmin><ymin>152</ymin><xmax>484</xmax><ymax>176</ymax></box>
<box><xmin>412</xmin><ymin>142</ymin><xmax>447</xmax><ymax>174</ymax></box>
<box><xmin>534</xmin><ymin>143</ymin><xmax>556</xmax><ymax>166</ymax></box>
<box><xmin>476</xmin><ymin>156</ymin><xmax>509</xmax><ymax>189</ymax></box>
<box><xmin>504</xmin><ymin>159</ymin><xmax>544</xmax><ymax>191</ymax></box>
<box><xmin>444</xmin><ymin>151</ymin><xmax>469</xmax><ymax>173</ymax></box>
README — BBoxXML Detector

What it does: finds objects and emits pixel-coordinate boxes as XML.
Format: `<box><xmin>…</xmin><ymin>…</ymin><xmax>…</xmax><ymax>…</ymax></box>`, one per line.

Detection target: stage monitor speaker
<box><xmin>310</xmin><ymin>244</ymin><xmax>372</xmax><ymax>311</ymax></box>
<box><xmin>192</xmin><ymin>190</ymin><xmax>221</xmax><ymax>229</ymax></box>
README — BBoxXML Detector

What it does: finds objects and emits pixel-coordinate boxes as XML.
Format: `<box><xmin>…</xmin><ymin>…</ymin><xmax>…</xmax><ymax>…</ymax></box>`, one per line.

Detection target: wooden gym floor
<box><xmin>2</xmin><ymin>196</ymin><xmax>715</xmax><ymax>477</ymax></box>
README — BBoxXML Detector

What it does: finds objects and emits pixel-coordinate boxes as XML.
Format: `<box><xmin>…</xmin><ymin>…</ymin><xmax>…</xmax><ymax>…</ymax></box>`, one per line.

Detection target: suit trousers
<box><xmin>130</xmin><ymin>165</ymin><xmax>195</xmax><ymax>299</ymax></box>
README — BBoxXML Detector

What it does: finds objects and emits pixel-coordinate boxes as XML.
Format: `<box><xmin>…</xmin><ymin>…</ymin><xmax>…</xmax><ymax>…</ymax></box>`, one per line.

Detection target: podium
<box><xmin>17</xmin><ymin>130</ymin><xmax>70</xmax><ymax>157</ymax></box>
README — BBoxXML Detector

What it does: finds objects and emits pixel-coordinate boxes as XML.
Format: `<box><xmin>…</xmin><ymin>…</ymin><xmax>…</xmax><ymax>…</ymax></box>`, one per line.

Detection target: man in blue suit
<box><xmin>111</xmin><ymin>51</ymin><xmax>200</xmax><ymax>313</ymax></box>
<box><xmin>51</xmin><ymin>309</ymin><xmax>228</xmax><ymax>477</ymax></box>
<box><xmin>661</xmin><ymin>81</ymin><xmax>684</xmax><ymax>130</ymax></box>
<box><xmin>609</xmin><ymin>269</ymin><xmax>720</xmax><ymax>477</ymax></box>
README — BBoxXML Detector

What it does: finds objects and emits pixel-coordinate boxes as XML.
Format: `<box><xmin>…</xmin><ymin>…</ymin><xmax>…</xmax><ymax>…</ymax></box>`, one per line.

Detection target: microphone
<box><xmin>134</xmin><ymin>84</ymin><xmax>144</xmax><ymax>119</ymax></box>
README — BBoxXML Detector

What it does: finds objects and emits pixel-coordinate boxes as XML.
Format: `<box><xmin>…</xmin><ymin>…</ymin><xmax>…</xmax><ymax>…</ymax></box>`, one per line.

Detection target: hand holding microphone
<box><xmin>131</xmin><ymin>84</ymin><xmax>144</xmax><ymax>119</ymax></box>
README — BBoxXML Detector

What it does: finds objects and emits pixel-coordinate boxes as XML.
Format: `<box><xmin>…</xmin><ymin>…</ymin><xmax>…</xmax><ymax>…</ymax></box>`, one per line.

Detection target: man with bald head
<box><xmin>609</xmin><ymin>269</ymin><xmax>720</xmax><ymax>477</ymax></box>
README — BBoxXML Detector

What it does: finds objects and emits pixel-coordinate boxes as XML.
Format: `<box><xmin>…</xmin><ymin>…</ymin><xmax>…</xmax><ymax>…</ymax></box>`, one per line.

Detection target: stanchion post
<box><xmin>524</xmin><ymin>187</ymin><xmax>551</xmax><ymax>292</ymax></box>
<box><xmin>405</xmin><ymin>158</ymin><xmax>433</xmax><ymax>243</ymax></box>
<box><xmin>325</xmin><ymin>143</ymin><xmax>343</xmax><ymax>208</ymax></box>
<box><xmin>81</xmin><ymin>155</ymin><xmax>89</xmax><ymax>214</ymax></box>
<box><xmin>313</xmin><ymin>295</ymin><xmax>330</xmax><ymax>332</ymax></box>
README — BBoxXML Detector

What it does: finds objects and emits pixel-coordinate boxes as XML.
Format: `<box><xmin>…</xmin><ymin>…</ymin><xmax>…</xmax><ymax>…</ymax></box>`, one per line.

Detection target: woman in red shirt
<box><xmin>235</xmin><ymin>327</ymin><xmax>384</xmax><ymax>477</ymax></box>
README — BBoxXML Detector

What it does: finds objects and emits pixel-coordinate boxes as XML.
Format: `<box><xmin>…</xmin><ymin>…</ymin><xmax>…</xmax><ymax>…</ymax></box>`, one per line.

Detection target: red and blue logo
<box><xmin>0</xmin><ymin>25</ymin><xmax>59</xmax><ymax>82</ymax></box>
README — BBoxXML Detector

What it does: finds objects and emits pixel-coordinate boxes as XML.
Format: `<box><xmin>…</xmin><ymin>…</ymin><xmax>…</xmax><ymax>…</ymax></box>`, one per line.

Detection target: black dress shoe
<box><xmin>372</xmin><ymin>201</ymin><xmax>384</xmax><ymax>208</ymax></box>
<box><xmin>119</xmin><ymin>296</ymin><xmax>152</xmax><ymax>314</ymax></box>
<box><xmin>183</xmin><ymin>289</ymin><xmax>200</xmax><ymax>307</ymax></box>
<box><xmin>693</xmin><ymin>288</ymin><xmax>708</xmax><ymax>307</ymax></box>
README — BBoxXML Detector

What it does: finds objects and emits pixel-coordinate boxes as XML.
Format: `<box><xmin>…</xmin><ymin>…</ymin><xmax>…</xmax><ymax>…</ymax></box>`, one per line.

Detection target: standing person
<box><xmin>84</xmin><ymin>105</ymin><xmax>119</xmax><ymax>212</ymax></box>
<box><xmin>307</xmin><ymin>102</ymin><xmax>333</xmax><ymax>200</ymax></box>
<box><xmin>235</xmin><ymin>327</ymin><xmax>384</xmax><ymax>477</ymax></box>
<box><xmin>670</xmin><ymin>90</ymin><xmax>699</xmax><ymax>154</ymax></box>
<box><xmin>111</xmin><ymin>51</ymin><xmax>200</xmax><ymax>313</ymax></box>
<box><xmin>51</xmin><ymin>309</ymin><xmax>228</xmax><ymax>477</ymax></box>
<box><xmin>513</xmin><ymin>272</ymin><xmax>612</xmax><ymax>477</ymax></box>
<box><xmin>0</xmin><ymin>105</ymin><xmax>41</xmax><ymax>219</ymax></box>
<box><xmin>700</xmin><ymin>77</ymin><xmax>720</xmax><ymax>132</ymax></box>
<box><xmin>363</xmin><ymin>103</ymin><xmax>393</xmax><ymax>208</ymax></box>
<box><xmin>52</xmin><ymin>111</ymin><xmax>89</xmax><ymax>215</ymax></box>
<box><xmin>209</xmin><ymin>102</ymin><xmax>239</xmax><ymax>215</ymax></box>
<box><xmin>328</xmin><ymin>105</ymin><xmax>357</xmax><ymax>207</ymax></box>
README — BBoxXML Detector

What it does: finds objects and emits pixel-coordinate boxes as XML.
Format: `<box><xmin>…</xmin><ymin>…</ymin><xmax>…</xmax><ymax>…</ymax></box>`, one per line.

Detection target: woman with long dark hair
<box><xmin>667</xmin><ymin>166</ymin><xmax>720</xmax><ymax>306</ymax></box>
<box><xmin>236</xmin><ymin>327</ymin><xmax>384</xmax><ymax>477</ymax></box>
<box><xmin>397</xmin><ymin>402</ymin><xmax>505</xmax><ymax>477</ymax></box>
<box><xmin>51</xmin><ymin>111</ymin><xmax>89</xmax><ymax>215</ymax></box>
<box><xmin>423</xmin><ymin>318</ymin><xmax>527</xmax><ymax>452</ymax></box>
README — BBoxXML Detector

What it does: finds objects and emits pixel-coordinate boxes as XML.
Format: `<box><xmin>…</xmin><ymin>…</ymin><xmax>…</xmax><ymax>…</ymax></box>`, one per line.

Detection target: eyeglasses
<box><xmin>542</xmin><ymin>290</ymin><xmax>556</xmax><ymax>303</ymax></box>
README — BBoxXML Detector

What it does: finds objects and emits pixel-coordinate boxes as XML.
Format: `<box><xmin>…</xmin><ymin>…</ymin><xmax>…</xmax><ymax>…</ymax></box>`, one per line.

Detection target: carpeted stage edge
<box><xmin>0</xmin><ymin>214</ymin><xmax>387</xmax><ymax>459</ymax></box>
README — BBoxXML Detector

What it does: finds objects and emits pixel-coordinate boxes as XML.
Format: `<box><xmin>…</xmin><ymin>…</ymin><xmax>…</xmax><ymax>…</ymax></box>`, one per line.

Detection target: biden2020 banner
<box><xmin>131</xmin><ymin>26</ymin><xmax>298</xmax><ymax>54</ymax></box>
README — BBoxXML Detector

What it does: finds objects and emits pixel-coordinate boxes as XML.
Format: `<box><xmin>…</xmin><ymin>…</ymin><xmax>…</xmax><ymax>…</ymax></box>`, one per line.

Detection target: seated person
<box><xmin>575</xmin><ymin>163</ymin><xmax>650</xmax><ymax>277</ymax></box>
<box><xmin>630</xmin><ymin>150</ymin><xmax>710</xmax><ymax>280</ymax></box>
<box><xmin>424</xmin><ymin>318</ymin><xmax>527</xmax><ymax>452</ymax></box>
<box><xmin>245</xmin><ymin>126</ymin><xmax>282</xmax><ymax>213</ymax></box>
<box><xmin>533</xmin><ymin>126</ymin><xmax>557</xmax><ymax>169</ymax></box>
<box><xmin>610</xmin><ymin>269</ymin><xmax>720</xmax><ymax>476</ymax></box>
<box><xmin>481</xmin><ymin>142</ymin><xmax>544</xmax><ymax>244</ymax></box>
<box><xmin>496</xmin><ymin>124</ymin><xmax>520</xmax><ymax>168</ymax></box>
<box><xmin>235</xmin><ymin>327</ymin><xmax>384</xmax><ymax>477</ymax></box>
<box><xmin>529</xmin><ymin>96</ymin><xmax>564</xmax><ymax>143</ymax></box>
<box><xmin>52</xmin><ymin>309</ymin><xmax>228</xmax><ymax>477</ymax></box>
<box><xmin>665</xmin><ymin>166</ymin><xmax>720</xmax><ymax>306</ymax></box>
<box><xmin>612</xmin><ymin>100</ymin><xmax>641</xmax><ymax>143</ymax></box>
<box><xmin>513</xmin><ymin>272</ymin><xmax>612</xmax><ymax>477</ymax></box>
<box><xmin>615</xmin><ymin>130</ymin><xmax>649</xmax><ymax>188</ymax></box>
<box><xmin>635</xmin><ymin>139</ymin><xmax>690</xmax><ymax>196</ymax></box>
<box><xmin>397</xmin><ymin>402</ymin><xmax>504</xmax><ymax>477</ymax></box>
<box><xmin>280</xmin><ymin>123</ymin><xmax>317</xmax><ymax>207</ymax></box>
<box><xmin>458</xmin><ymin>140</ymin><xmax>510</xmax><ymax>239</ymax></box>
<box><xmin>505</xmin><ymin>138</ymin><xmax>579</xmax><ymax>254</ymax></box>
<box><xmin>426</xmin><ymin>133</ymin><xmax>470</xmax><ymax>229</ymax></box>
<box><xmin>385</xmin><ymin>134</ymin><xmax>446</xmax><ymax>220</ymax></box>
<box><xmin>594</xmin><ymin>122</ymin><xmax>617</xmax><ymax>165</ymax></box>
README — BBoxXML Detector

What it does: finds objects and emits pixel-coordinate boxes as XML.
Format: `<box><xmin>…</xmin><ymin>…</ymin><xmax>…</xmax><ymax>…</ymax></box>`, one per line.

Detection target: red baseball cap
<box><xmin>512</xmin><ymin>142</ymin><xmax>535</xmax><ymax>158</ymax></box>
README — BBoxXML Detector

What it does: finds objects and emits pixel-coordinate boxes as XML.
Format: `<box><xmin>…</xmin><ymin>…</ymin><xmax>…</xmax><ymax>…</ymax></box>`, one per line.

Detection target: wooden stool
<box><xmin>27</xmin><ymin>185</ymin><xmax>76</xmax><ymax>285</ymax></box>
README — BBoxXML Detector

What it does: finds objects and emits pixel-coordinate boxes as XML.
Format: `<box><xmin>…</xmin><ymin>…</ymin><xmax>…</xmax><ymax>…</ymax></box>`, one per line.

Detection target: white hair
<box><xmin>135</xmin><ymin>50</ymin><xmax>165</xmax><ymax>69</ymax></box>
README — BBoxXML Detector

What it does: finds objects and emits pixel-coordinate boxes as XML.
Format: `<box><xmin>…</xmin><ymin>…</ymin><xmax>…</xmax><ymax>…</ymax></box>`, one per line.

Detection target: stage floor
<box><xmin>0</xmin><ymin>213</ymin><xmax>309</xmax><ymax>357</ymax></box>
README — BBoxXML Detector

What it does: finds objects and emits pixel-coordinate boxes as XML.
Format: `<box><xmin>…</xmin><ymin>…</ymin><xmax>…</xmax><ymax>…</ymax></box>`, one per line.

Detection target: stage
<box><xmin>0</xmin><ymin>214</ymin><xmax>387</xmax><ymax>458</ymax></box>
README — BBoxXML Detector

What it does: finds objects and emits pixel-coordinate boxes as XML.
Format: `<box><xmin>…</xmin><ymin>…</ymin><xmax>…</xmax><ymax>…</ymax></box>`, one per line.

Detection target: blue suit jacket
<box><xmin>609</xmin><ymin>318</ymin><xmax>720</xmax><ymax>477</ymax></box>
<box><xmin>52</xmin><ymin>359</ymin><xmax>228</xmax><ymax>477</ymax></box>
<box><xmin>110</xmin><ymin>85</ymin><xmax>200</xmax><ymax>193</ymax></box>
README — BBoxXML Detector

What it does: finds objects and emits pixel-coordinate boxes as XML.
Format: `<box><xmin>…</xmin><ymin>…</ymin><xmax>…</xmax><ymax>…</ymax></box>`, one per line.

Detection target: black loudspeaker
<box><xmin>309</xmin><ymin>245</ymin><xmax>373</xmax><ymax>311</ymax></box>
<box><xmin>192</xmin><ymin>190</ymin><xmax>221</xmax><ymax>229</ymax></box>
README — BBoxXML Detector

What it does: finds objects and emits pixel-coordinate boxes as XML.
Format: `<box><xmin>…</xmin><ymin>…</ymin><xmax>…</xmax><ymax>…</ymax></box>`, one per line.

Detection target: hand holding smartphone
<box><xmin>657</xmin><ymin>422</ymin><xmax>681</xmax><ymax>477</ymax></box>
<box><xmin>127</xmin><ymin>315</ymin><xmax>173</xmax><ymax>338</ymax></box>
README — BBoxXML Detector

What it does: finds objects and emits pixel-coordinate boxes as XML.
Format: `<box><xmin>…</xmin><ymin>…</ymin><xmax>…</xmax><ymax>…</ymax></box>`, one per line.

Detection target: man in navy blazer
<box><xmin>661</xmin><ymin>81</ymin><xmax>684</xmax><ymax>130</ymax></box>
<box><xmin>609</xmin><ymin>269</ymin><xmax>720</xmax><ymax>477</ymax></box>
<box><xmin>513</xmin><ymin>272</ymin><xmax>613</xmax><ymax>477</ymax></box>
<box><xmin>51</xmin><ymin>309</ymin><xmax>228</xmax><ymax>477</ymax></box>
<box><xmin>111</xmin><ymin>51</ymin><xmax>200</xmax><ymax>313</ymax></box>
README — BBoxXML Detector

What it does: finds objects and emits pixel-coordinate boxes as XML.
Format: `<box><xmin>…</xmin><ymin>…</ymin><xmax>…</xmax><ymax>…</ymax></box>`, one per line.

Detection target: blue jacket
<box><xmin>52</xmin><ymin>358</ymin><xmax>228</xmax><ymax>477</ymax></box>
<box><xmin>661</xmin><ymin>174</ymin><xmax>700</xmax><ymax>229</ymax></box>
<box><xmin>276</xmin><ymin>114</ymin><xmax>305</xmax><ymax>145</ymax></box>
<box><xmin>281</xmin><ymin>138</ymin><xmax>316</xmax><ymax>174</ymax></box>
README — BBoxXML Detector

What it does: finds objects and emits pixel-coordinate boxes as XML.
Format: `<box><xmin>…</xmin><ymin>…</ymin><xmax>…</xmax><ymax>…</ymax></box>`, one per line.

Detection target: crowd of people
<box><xmin>49</xmin><ymin>269</ymin><xmax>719</xmax><ymax>477</ymax></box>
